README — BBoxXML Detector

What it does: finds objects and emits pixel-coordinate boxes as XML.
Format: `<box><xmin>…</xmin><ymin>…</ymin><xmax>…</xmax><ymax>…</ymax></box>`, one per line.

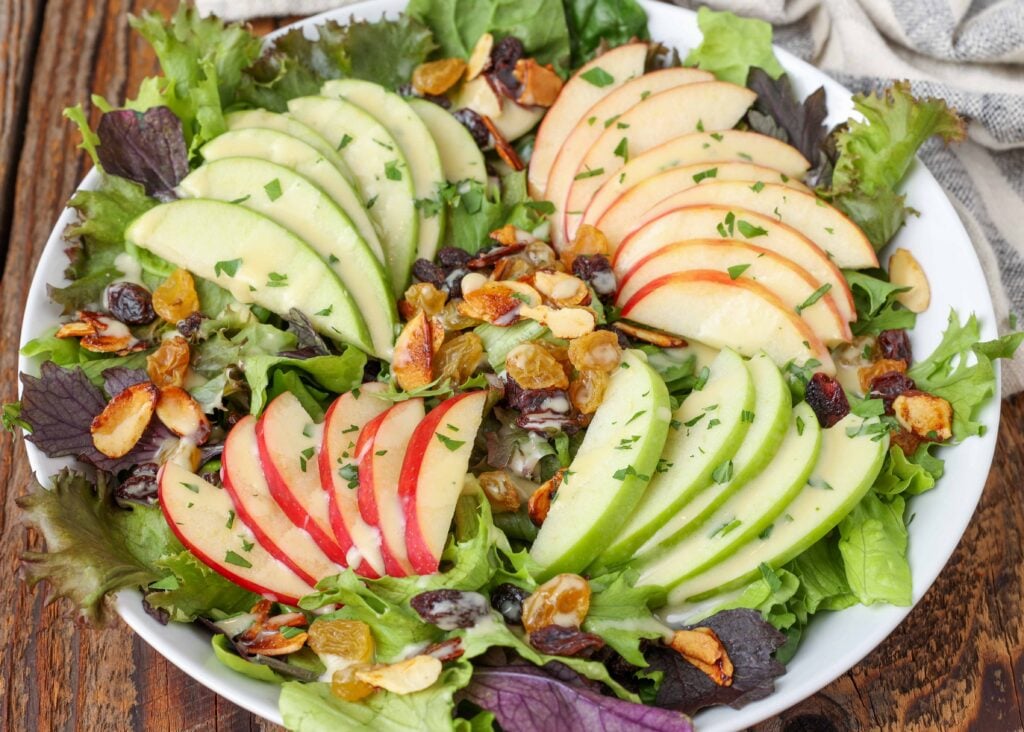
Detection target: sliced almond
<box><xmin>155</xmin><ymin>386</ymin><xmax>211</xmax><ymax>444</ymax></box>
<box><xmin>56</xmin><ymin>321</ymin><xmax>96</xmax><ymax>338</ymax></box>
<box><xmin>528</xmin><ymin>469</ymin><xmax>564</xmax><ymax>526</ymax></box>
<box><xmin>460</xmin><ymin>272</ymin><xmax>489</xmax><ymax>296</ymax></box>
<box><xmin>612</xmin><ymin>321</ymin><xmax>687</xmax><ymax>348</ymax></box>
<box><xmin>857</xmin><ymin>358</ymin><xmax>907</xmax><ymax>393</ymax></box>
<box><xmin>519</xmin><ymin>304</ymin><xmax>595</xmax><ymax>339</ymax></box>
<box><xmin>90</xmin><ymin>382</ymin><xmax>159</xmax><ymax>458</ymax></box>
<box><xmin>534</xmin><ymin>271</ymin><xmax>589</xmax><ymax>307</ymax></box>
<box><xmin>466</xmin><ymin>33</ymin><xmax>494</xmax><ymax>81</ymax></box>
<box><xmin>242</xmin><ymin>630</ymin><xmax>308</xmax><ymax>657</ymax></box>
<box><xmin>514</xmin><ymin>58</ymin><xmax>564</xmax><ymax>107</ymax></box>
<box><xmin>480</xmin><ymin>114</ymin><xmax>524</xmax><ymax>171</ymax></box>
<box><xmin>669</xmin><ymin>628</ymin><xmax>734</xmax><ymax>686</ymax></box>
<box><xmin>889</xmin><ymin>248</ymin><xmax>930</xmax><ymax>313</ymax></box>
<box><xmin>893</xmin><ymin>390</ymin><xmax>953</xmax><ymax>441</ymax></box>
<box><xmin>356</xmin><ymin>655</ymin><xmax>443</xmax><ymax>694</ymax></box>
<box><xmin>393</xmin><ymin>311</ymin><xmax>437</xmax><ymax>391</ymax></box>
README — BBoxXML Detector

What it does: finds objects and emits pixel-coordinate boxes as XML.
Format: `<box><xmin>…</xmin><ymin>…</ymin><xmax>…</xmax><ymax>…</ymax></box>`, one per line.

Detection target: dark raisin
<box><xmin>869</xmin><ymin>371</ymin><xmax>916</xmax><ymax>415</ymax></box>
<box><xmin>517</xmin><ymin>411</ymin><xmax>583</xmax><ymax>435</ymax></box>
<box><xmin>117</xmin><ymin>463</ymin><xmax>159</xmax><ymax>504</ymax></box>
<box><xmin>410</xmin><ymin>589</ymin><xmax>489</xmax><ymax>630</ymax></box>
<box><xmin>423</xmin><ymin>637</ymin><xmax>465</xmax><ymax>662</ymax></box>
<box><xmin>467</xmin><ymin>243</ymin><xmax>527</xmax><ymax>269</ymax></box>
<box><xmin>396</xmin><ymin>83</ymin><xmax>452</xmax><ymax>109</ymax></box>
<box><xmin>601</xmin><ymin>325</ymin><xmax>633</xmax><ymax>349</ymax></box>
<box><xmin>413</xmin><ymin>258</ymin><xmax>446</xmax><ymax>289</ymax></box>
<box><xmin>804</xmin><ymin>372</ymin><xmax>850</xmax><ymax>427</ymax></box>
<box><xmin>437</xmin><ymin>246</ymin><xmax>472</xmax><ymax>269</ymax></box>
<box><xmin>504</xmin><ymin>377</ymin><xmax>570</xmax><ymax>414</ymax></box>
<box><xmin>876</xmin><ymin>329</ymin><xmax>912</xmax><ymax>365</ymax></box>
<box><xmin>528</xmin><ymin>625</ymin><xmax>605</xmax><ymax>658</ymax></box>
<box><xmin>176</xmin><ymin>311</ymin><xmax>204</xmax><ymax>339</ymax></box>
<box><xmin>362</xmin><ymin>359</ymin><xmax>383</xmax><ymax>382</ymax></box>
<box><xmin>443</xmin><ymin>267</ymin><xmax>469</xmax><ymax>299</ymax></box>
<box><xmin>453</xmin><ymin>108</ymin><xmax>493</xmax><ymax>150</ymax></box>
<box><xmin>489</xmin><ymin>36</ymin><xmax>525</xmax><ymax>99</ymax></box>
<box><xmin>490</xmin><ymin>583</ymin><xmax>530</xmax><ymax>625</ymax></box>
<box><xmin>107</xmin><ymin>282</ymin><xmax>156</xmax><ymax>325</ymax></box>
<box><xmin>572</xmin><ymin>254</ymin><xmax>617</xmax><ymax>302</ymax></box>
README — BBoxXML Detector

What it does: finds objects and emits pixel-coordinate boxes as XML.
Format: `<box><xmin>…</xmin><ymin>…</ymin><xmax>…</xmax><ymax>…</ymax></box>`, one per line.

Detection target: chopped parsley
<box><xmin>384</xmin><ymin>160</ymin><xmax>403</xmax><ymax>181</ymax></box>
<box><xmin>266</xmin><ymin>272</ymin><xmax>289</xmax><ymax>288</ymax></box>
<box><xmin>692</xmin><ymin>167</ymin><xmax>718</xmax><ymax>184</ymax></box>
<box><xmin>436</xmin><ymin>433</ymin><xmax>465</xmax><ymax>451</ymax></box>
<box><xmin>727</xmin><ymin>263</ymin><xmax>750</xmax><ymax>280</ymax></box>
<box><xmin>337</xmin><ymin>133</ymin><xmax>353</xmax><ymax>150</ymax></box>
<box><xmin>711</xmin><ymin>459</ymin><xmax>733</xmax><ymax>484</ymax></box>
<box><xmin>795</xmin><ymin>283</ymin><xmax>833</xmax><ymax>313</ymax></box>
<box><xmin>750</xmin><ymin>181</ymin><xmax>766</xmax><ymax>193</ymax></box>
<box><xmin>298</xmin><ymin>446</ymin><xmax>315</xmax><ymax>473</ymax></box>
<box><xmin>737</xmin><ymin>220</ymin><xmax>768</xmax><ymax>238</ymax></box>
<box><xmin>264</xmin><ymin>178</ymin><xmax>283</xmax><ymax>201</ymax></box>
<box><xmin>181</xmin><ymin>482</ymin><xmax>199</xmax><ymax>494</ymax></box>
<box><xmin>214</xmin><ymin>258</ymin><xmax>242</xmax><ymax>277</ymax></box>
<box><xmin>693</xmin><ymin>366</ymin><xmax>710</xmax><ymax>391</ymax></box>
<box><xmin>613</xmin><ymin>137</ymin><xmax>629</xmax><ymax>162</ymax></box>
<box><xmin>574</xmin><ymin>167</ymin><xmax>605</xmax><ymax>181</ymax></box>
<box><xmin>224</xmin><ymin>550</ymin><xmax>252</xmax><ymax>569</ymax></box>
<box><xmin>580</xmin><ymin>67</ymin><xmax>614</xmax><ymax>87</ymax></box>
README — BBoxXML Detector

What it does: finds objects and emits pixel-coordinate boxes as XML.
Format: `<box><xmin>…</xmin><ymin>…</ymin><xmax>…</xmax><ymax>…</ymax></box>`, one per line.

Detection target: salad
<box><xmin>7</xmin><ymin>1</ymin><xmax>1022</xmax><ymax>729</ymax></box>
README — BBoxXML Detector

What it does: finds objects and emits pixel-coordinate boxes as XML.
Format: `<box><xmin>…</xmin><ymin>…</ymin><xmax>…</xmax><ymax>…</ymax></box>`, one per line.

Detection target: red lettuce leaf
<box><xmin>458</xmin><ymin>665</ymin><xmax>693</xmax><ymax>732</ymax></box>
<box><xmin>102</xmin><ymin>367</ymin><xmax>151</xmax><ymax>398</ymax></box>
<box><xmin>644</xmin><ymin>609</ymin><xmax>786</xmax><ymax>715</ymax></box>
<box><xmin>96</xmin><ymin>107</ymin><xmax>189</xmax><ymax>197</ymax></box>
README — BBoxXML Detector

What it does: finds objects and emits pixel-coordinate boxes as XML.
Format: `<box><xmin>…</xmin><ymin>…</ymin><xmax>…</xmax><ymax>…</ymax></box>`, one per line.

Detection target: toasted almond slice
<box><xmin>243</xmin><ymin>631</ymin><xmax>308</xmax><ymax>657</ymax></box>
<box><xmin>670</xmin><ymin>628</ymin><xmax>734</xmax><ymax>686</ymax></box>
<box><xmin>460</xmin><ymin>272</ymin><xmax>489</xmax><ymax>296</ymax></box>
<box><xmin>356</xmin><ymin>655</ymin><xmax>443</xmax><ymax>694</ymax></box>
<box><xmin>528</xmin><ymin>469</ymin><xmax>564</xmax><ymax>526</ymax></box>
<box><xmin>480</xmin><ymin>114</ymin><xmax>524</xmax><ymax>171</ymax></box>
<box><xmin>514</xmin><ymin>59</ymin><xmax>564</xmax><ymax>107</ymax></box>
<box><xmin>612</xmin><ymin>321</ymin><xmax>688</xmax><ymax>348</ymax></box>
<box><xmin>56</xmin><ymin>321</ymin><xmax>96</xmax><ymax>338</ymax></box>
<box><xmin>155</xmin><ymin>386</ymin><xmax>211</xmax><ymax>444</ymax></box>
<box><xmin>519</xmin><ymin>304</ymin><xmax>595</xmax><ymax>339</ymax></box>
<box><xmin>90</xmin><ymin>382</ymin><xmax>159</xmax><ymax>458</ymax></box>
<box><xmin>534</xmin><ymin>271</ymin><xmax>589</xmax><ymax>307</ymax></box>
<box><xmin>394</xmin><ymin>311</ymin><xmax>437</xmax><ymax>391</ymax></box>
<box><xmin>80</xmin><ymin>334</ymin><xmax>137</xmax><ymax>353</ymax></box>
<box><xmin>889</xmin><ymin>248</ymin><xmax>930</xmax><ymax>313</ymax></box>
<box><xmin>893</xmin><ymin>390</ymin><xmax>952</xmax><ymax>441</ymax></box>
<box><xmin>466</xmin><ymin>33</ymin><xmax>494</xmax><ymax>81</ymax></box>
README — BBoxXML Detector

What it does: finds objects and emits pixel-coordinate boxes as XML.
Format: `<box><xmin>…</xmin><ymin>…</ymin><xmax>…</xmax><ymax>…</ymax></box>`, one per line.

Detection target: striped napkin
<box><xmin>196</xmin><ymin>0</ymin><xmax>1024</xmax><ymax>393</ymax></box>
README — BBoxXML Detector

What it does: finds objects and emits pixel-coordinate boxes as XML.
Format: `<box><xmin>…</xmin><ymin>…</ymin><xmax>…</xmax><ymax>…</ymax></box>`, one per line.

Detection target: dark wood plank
<box><xmin>1</xmin><ymin>1</ymin><xmax>1021</xmax><ymax>730</ymax></box>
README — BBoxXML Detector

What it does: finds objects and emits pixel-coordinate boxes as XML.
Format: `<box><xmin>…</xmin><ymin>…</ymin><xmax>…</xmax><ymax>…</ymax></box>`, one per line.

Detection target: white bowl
<box><xmin>19</xmin><ymin>1</ymin><xmax>999</xmax><ymax>729</ymax></box>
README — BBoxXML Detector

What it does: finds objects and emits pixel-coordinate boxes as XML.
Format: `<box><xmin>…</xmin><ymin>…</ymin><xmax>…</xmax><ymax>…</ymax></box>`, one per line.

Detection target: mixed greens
<box><xmin>7</xmin><ymin>2</ymin><xmax>1023</xmax><ymax>730</ymax></box>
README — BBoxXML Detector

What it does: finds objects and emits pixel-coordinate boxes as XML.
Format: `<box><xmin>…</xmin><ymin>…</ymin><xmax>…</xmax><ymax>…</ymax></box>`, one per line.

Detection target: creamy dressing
<box><xmin>113</xmin><ymin>252</ymin><xmax>144</xmax><ymax>284</ymax></box>
<box><xmin>345</xmin><ymin>545</ymin><xmax>363</xmax><ymax>569</ymax></box>
<box><xmin>540</xmin><ymin>395</ymin><xmax>571</xmax><ymax>413</ymax></box>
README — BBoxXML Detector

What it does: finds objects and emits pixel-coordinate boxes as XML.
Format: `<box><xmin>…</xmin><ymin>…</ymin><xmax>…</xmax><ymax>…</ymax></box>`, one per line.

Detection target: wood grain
<box><xmin>0</xmin><ymin>1</ymin><xmax>1021</xmax><ymax>730</ymax></box>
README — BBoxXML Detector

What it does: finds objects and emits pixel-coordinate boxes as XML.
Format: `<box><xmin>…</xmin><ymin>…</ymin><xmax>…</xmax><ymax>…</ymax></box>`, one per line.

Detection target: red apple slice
<box><xmin>612</xmin><ymin>205</ymin><xmax>856</xmax><ymax>323</ymax></box>
<box><xmin>159</xmin><ymin>462</ymin><xmax>314</xmax><ymax>604</ymax></box>
<box><xmin>562</xmin><ymin>81</ymin><xmax>757</xmax><ymax>244</ymax></box>
<box><xmin>544</xmin><ymin>67</ymin><xmax>714</xmax><ymax>249</ymax></box>
<box><xmin>319</xmin><ymin>384</ymin><xmax>391</xmax><ymax>578</ymax></box>
<box><xmin>356</xmin><ymin>398</ymin><xmax>426</xmax><ymax>576</ymax></box>
<box><xmin>594</xmin><ymin>162</ymin><xmax>809</xmax><ymax>245</ymax></box>
<box><xmin>616</xmin><ymin>239</ymin><xmax>851</xmax><ymax>345</ymax></box>
<box><xmin>399</xmin><ymin>391</ymin><xmax>488</xmax><ymax>575</ymax></box>
<box><xmin>621</xmin><ymin>270</ymin><xmax>835</xmax><ymax>373</ymax></box>
<box><xmin>644</xmin><ymin>181</ymin><xmax>878</xmax><ymax>269</ymax></box>
<box><xmin>528</xmin><ymin>42</ymin><xmax>649</xmax><ymax>197</ymax></box>
<box><xmin>222</xmin><ymin>415</ymin><xmax>342</xmax><ymax>586</ymax></box>
<box><xmin>257</xmin><ymin>392</ymin><xmax>346</xmax><ymax>564</ymax></box>
<box><xmin>584</xmin><ymin>130</ymin><xmax>811</xmax><ymax>228</ymax></box>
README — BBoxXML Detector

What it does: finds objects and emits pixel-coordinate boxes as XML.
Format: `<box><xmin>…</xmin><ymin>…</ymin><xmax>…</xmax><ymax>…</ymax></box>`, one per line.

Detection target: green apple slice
<box><xmin>179</xmin><ymin>158</ymin><xmax>398</xmax><ymax>360</ymax></box>
<box><xmin>202</xmin><ymin>126</ymin><xmax>385</xmax><ymax>264</ymax></box>
<box><xmin>594</xmin><ymin>348</ymin><xmax>755</xmax><ymax>569</ymax></box>
<box><xmin>126</xmin><ymin>199</ymin><xmax>372</xmax><ymax>352</ymax></box>
<box><xmin>666</xmin><ymin>412</ymin><xmax>889</xmax><ymax>605</ymax></box>
<box><xmin>636</xmin><ymin>352</ymin><xmax>791</xmax><ymax>556</ymax></box>
<box><xmin>408</xmin><ymin>98</ymin><xmax>486</xmax><ymax>185</ymax></box>
<box><xmin>322</xmin><ymin>80</ymin><xmax>446</xmax><ymax>264</ymax></box>
<box><xmin>530</xmin><ymin>350</ymin><xmax>671</xmax><ymax>580</ymax></box>
<box><xmin>636</xmin><ymin>401</ymin><xmax>821</xmax><ymax>590</ymax></box>
<box><xmin>288</xmin><ymin>95</ymin><xmax>418</xmax><ymax>295</ymax></box>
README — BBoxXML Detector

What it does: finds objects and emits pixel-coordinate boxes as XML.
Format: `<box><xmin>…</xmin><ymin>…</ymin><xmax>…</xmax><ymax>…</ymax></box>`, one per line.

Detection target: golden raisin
<box><xmin>568</xmin><ymin>331</ymin><xmax>622</xmax><ymax>373</ymax></box>
<box><xmin>569</xmin><ymin>368</ymin><xmax>609</xmax><ymax>414</ymax></box>
<box><xmin>521</xmin><ymin>574</ymin><xmax>590</xmax><ymax>634</ymax></box>
<box><xmin>434</xmin><ymin>332</ymin><xmax>484</xmax><ymax>386</ymax></box>
<box><xmin>331</xmin><ymin>665</ymin><xmax>376</xmax><ymax>702</ymax></box>
<box><xmin>412</xmin><ymin>58</ymin><xmax>467</xmax><ymax>96</ymax></box>
<box><xmin>308</xmin><ymin>619</ymin><xmax>375</xmax><ymax>664</ymax></box>
<box><xmin>506</xmin><ymin>343</ymin><xmax>570</xmax><ymax>390</ymax></box>
<box><xmin>147</xmin><ymin>336</ymin><xmax>191</xmax><ymax>389</ymax></box>
<box><xmin>152</xmin><ymin>269</ymin><xmax>199</xmax><ymax>323</ymax></box>
<box><xmin>402</xmin><ymin>282</ymin><xmax>448</xmax><ymax>319</ymax></box>
<box><xmin>479</xmin><ymin>470</ymin><xmax>523</xmax><ymax>513</ymax></box>
<box><xmin>561</xmin><ymin>224</ymin><xmax>610</xmax><ymax>269</ymax></box>
<box><xmin>438</xmin><ymin>300</ymin><xmax>481</xmax><ymax>330</ymax></box>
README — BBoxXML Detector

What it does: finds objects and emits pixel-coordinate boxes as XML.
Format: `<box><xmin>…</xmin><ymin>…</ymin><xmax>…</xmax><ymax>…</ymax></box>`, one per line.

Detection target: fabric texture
<box><xmin>198</xmin><ymin>0</ymin><xmax>1024</xmax><ymax>393</ymax></box>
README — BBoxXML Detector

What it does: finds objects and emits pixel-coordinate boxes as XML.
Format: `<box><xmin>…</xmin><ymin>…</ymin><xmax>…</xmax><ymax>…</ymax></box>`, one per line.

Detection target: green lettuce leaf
<box><xmin>407</xmin><ymin>0</ymin><xmax>570</xmax><ymax>75</ymax></box>
<box><xmin>145</xmin><ymin>550</ymin><xmax>258</xmax><ymax>622</ymax></box>
<box><xmin>872</xmin><ymin>445</ymin><xmax>938</xmax><ymax>496</ymax></box>
<box><xmin>843</xmin><ymin>269</ymin><xmax>916</xmax><ymax>336</ymax></box>
<box><xmin>583</xmin><ymin>570</ymin><xmax>668</xmax><ymax>666</ymax></box>
<box><xmin>830</xmin><ymin>82</ymin><xmax>966</xmax><ymax>249</ymax></box>
<box><xmin>16</xmin><ymin>469</ymin><xmax>179</xmax><ymax>624</ymax></box>
<box><xmin>244</xmin><ymin>347</ymin><xmax>367</xmax><ymax>416</ymax></box>
<box><xmin>211</xmin><ymin>634</ymin><xmax>288</xmax><ymax>683</ymax></box>
<box><xmin>684</xmin><ymin>7</ymin><xmax>785</xmax><ymax>86</ymax></box>
<box><xmin>280</xmin><ymin>661</ymin><xmax>473</xmax><ymax>732</ymax></box>
<box><xmin>563</xmin><ymin>0</ymin><xmax>649</xmax><ymax>67</ymax></box>
<box><xmin>786</xmin><ymin>539</ymin><xmax>856</xmax><ymax>614</ymax></box>
<box><xmin>442</xmin><ymin>174</ymin><xmax>552</xmax><ymax>254</ymax></box>
<box><xmin>837</xmin><ymin>492</ymin><xmax>911</xmax><ymax>606</ymax></box>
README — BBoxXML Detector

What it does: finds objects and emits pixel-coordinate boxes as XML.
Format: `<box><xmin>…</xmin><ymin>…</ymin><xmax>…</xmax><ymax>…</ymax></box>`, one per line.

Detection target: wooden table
<box><xmin>1</xmin><ymin>1</ymin><xmax>1021</xmax><ymax>729</ymax></box>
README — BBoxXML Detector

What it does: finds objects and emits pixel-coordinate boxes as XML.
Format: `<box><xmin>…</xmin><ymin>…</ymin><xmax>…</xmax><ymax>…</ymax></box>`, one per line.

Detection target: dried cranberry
<box><xmin>117</xmin><ymin>463</ymin><xmax>159</xmax><ymax>504</ymax></box>
<box><xmin>410</xmin><ymin>589</ymin><xmax>489</xmax><ymax>630</ymax></box>
<box><xmin>528</xmin><ymin>625</ymin><xmax>605</xmax><ymax>658</ymax></box>
<box><xmin>453</xmin><ymin>108</ymin><xmax>492</xmax><ymax>150</ymax></box>
<box><xmin>489</xmin><ymin>36</ymin><xmax>525</xmax><ymax>99</ymax></box>
<box><xmin>437</xmin><ymin>246</ymin><xmax>472</xmax><ymax>269</ymax></box>
<box><xmin>412</xmin><ymin>258</ymin><xmax>446</xmax><ymax>289</ymax></box>
<box><xmin>869</xmin><ymin>371</ymin><xmax>916</xmax><ymax>415</ymax></box>
<box><xmin>176</xmin><ymin>311</ymin><xmax>204</xmax><ymax>339</ymax></box>
<box><xmin>504</xmin><ymin>378</ymin><xmax>570</xmax><ymax>414</ymax></box>
<box><xmin>804</xmin><ymin>372</ymin><xmax>850</xmax><ymax>427</ymax></box>
<box><xmin>491</xmin><ymin>583</ymin><xmax>530</xmax><ymax>625</ymax></box>
<box><xmin>107</xmin><ymin>282</ymin><xmax>156</xmax><ymax>325</ymax></box>
<box><xmin>572</xmin><ymin>254</ymin><xmax>617</xmax><ymax>302</ymax></box>
<box><xmin>423</xmin><ymin>638</ymin><xmax>465</xmax><ymax>662</ymax></box>
<box><xmin>876</xmin><ymin>329</ymin><xmax>912</xmax><ymax>365</ymax></box>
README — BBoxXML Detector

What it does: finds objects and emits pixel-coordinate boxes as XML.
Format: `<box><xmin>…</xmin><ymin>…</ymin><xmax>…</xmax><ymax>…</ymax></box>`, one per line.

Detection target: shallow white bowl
<box><xmin>19</xmin><ymin>1</ymin><xmax>999</xmax><ymax>729</ymax></box>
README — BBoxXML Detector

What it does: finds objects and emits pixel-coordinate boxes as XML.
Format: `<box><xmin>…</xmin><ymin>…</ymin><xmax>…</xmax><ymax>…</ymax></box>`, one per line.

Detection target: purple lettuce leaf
<box><xmin>20</xmin><ymin>362</ymin><xmax>174</xmax><ymax>474</ymax></box>
<box><xmin>458</xmin><ymin>665</ymin><xmax>693</xmax><ymax>732</ymax></box>
<box><xmin>102</xmin><ymin>367</ymin><xmax>150</xmax><ymax>398</ymax></box>
<box><xmin>644</xmin><ymin>609</ymin><xmax>787</xmax><ymax>715</ymax></box>
<box><xmin>96</xmin><ymin>107</ymin><xmax>189</xmax><ymax>197</ymax></box>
